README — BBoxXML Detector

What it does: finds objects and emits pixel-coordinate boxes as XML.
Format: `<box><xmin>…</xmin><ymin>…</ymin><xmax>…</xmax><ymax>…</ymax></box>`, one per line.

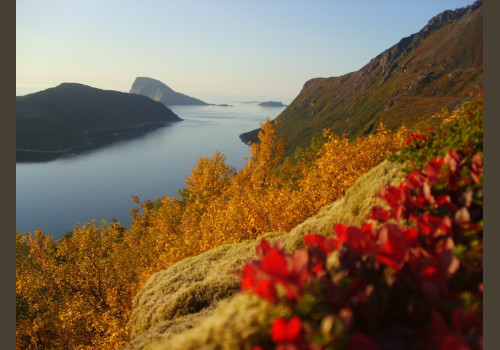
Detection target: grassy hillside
<box><xmin>16</xmin><ymin>83</ymin><xmax>182</xmax><ymax>156</ymax></box>
<box><xmin>241</xmin><ymin>1</ymin><xmax>482</xmax><ymax>154</ymax></box>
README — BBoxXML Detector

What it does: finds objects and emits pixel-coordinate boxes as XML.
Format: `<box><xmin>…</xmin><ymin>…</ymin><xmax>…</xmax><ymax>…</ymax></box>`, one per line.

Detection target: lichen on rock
<box><xmin>125</xmin><ymin>160</ymin><xmax>404</xmax><ymax>350</ymax></box>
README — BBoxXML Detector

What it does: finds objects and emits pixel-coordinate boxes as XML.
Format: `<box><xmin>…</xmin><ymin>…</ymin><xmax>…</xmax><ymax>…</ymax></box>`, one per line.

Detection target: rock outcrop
<box><xmin>124</xmin><ymin>160</ymin><xmax>404</xmax><ymax>350</ymax></box>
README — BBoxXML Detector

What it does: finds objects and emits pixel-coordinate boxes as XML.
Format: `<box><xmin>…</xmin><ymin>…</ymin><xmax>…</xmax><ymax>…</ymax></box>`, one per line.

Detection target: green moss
<box><xmin>126</xmin><ymin>160</ymin><xmax>405</xmax><ymax>350</ymax></box>
<box><xmin>143</xmin><ymin>294</ymin><xmax>275</xmax><ymax>350</ymax></box>
<box><xmin>129</xmin><ymin>235</ymin><xmax>288</xmax><ymax>338</ymax></box>
<box><xmin>283</xmin><ymin>160</ymin><xmax>404</xmax><ymax>253</ymax></box>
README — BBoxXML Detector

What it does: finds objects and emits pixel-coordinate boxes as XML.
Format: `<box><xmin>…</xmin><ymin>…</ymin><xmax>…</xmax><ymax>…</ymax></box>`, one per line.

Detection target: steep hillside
<box><xmin>130</xmin><ymin>77</ymin><xmax>209</xmax><ymax>106</ymax></box>
<box><xmin>16</xmin><ymin>83</ymin><xmax>182</xmax><ymax>160</ymax></box>
<box><xmin>240</xmin><ymin>1</ymin><xmax>482</xmax><ymax>153</ymax></box>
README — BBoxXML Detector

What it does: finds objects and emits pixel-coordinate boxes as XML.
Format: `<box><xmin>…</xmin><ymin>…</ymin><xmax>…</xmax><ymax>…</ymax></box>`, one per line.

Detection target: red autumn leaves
<box><xmin>243</xmin><ymin>234</ymin><xmax>337</xmax><ymax>350</ymax></box>
<box><xmin>241</xmin><ymin>150</ymin><xmax>482</xmax><ymax>350</ymax></box>
<box><xmin>405</xmin><ymin>133</ymin><xmax>426</xmax><ymax>146</ymax></box>
<box><xmin>241</xmin><ymin>239</ymin><xmax>311</xmax><ymax>303</ymax></box>
<box><xmin>272</xmin><ymin>316</ymin><xmax>303</xmax><ymax>349</ymax></box>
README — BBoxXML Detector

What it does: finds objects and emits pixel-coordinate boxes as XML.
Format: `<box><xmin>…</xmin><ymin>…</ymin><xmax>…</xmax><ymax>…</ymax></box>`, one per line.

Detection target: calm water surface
<box><xmin>16</xmin><ymin>95</ymin><xmax>288</xmax><ymax>238</ymax></box>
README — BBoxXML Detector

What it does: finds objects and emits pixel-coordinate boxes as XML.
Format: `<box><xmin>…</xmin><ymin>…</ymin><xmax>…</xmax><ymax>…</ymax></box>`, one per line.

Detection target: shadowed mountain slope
<box><xmin>240</xmin><ymin>1</ymin><xmax>482</xmax><ymax>153</ymax></box>
<box><xmin>16</xmin><ymin>83</ymin><xmax>182</xmax><ymax>159</ymax></box>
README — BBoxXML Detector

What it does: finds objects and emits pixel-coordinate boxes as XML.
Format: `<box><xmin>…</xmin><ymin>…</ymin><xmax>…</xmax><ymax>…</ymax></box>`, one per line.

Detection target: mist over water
<box><xmin>16</xmin><ymin>96</ymin><xmax>288</xmax><ymax>238</ymax></box>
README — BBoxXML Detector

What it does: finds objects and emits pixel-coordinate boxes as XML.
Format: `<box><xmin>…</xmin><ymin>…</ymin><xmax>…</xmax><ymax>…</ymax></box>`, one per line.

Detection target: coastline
<box><xmin>16</xmin><ymin>120</ymin><xmax>180</xmax><ymax>162</ymax></box>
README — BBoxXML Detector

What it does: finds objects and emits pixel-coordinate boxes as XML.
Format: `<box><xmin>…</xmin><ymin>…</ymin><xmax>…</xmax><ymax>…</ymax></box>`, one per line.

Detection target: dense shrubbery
<box><xmin>16</xmin><ymin>93</ymin><xmax>482</xmax><ymax>349</ymax></box>
<box><xmin>242</xmin><ymin>149</ymin><xmax>483</xmax><ymax>350</ymax></box>
<box><xmin>124</xmin><ymin>118</ymin><xmax>407</xmax><ymax>282</ymax></box>
<box><xmin>240</xmin><ymin>94</ymin><xmax>483</xmax><ymax>349</ymax></box>
<box><xmin>389</xmin><ymin>91</ymin><xmax>483</xmax><ymax>171</ymax></box>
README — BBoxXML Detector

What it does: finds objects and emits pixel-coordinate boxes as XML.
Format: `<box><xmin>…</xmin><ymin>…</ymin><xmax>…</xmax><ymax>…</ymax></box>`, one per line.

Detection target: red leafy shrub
<box><xmin>240</xmin><ymin>150</ymin><xmax>482</xmax><ymax>350</ymax></box>
<box><xmin>405</xmin><ymin>133</ymin><xmax>426</xmax><ymax>146</ymax></box>
<box><xmin>389</xmin><ymin>91</ymin><xmax>482</xmax><ymax>173</ymax></box>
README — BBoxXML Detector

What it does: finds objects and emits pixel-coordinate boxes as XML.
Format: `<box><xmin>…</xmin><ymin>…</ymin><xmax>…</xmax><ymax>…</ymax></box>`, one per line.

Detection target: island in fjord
<box><xmin>16</xmin><ymin>83</ymin><xmax>182</xmax><ymax>162</ymax></box>
<box><xmin>130</xmin><ymin>77</ymin><xmax>232</xmax><ymax>107</ymax></box>
<box><xmin>258</xmin><ymin>101</ymin><xmax>287</xmax><ymax>107</ymax></box>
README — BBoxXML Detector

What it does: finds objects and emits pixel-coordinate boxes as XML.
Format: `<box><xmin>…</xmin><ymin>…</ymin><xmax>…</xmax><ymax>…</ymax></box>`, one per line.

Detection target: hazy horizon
<box><xmin>15</xmin><ymin>85</ymin><xmax>297</xmax><ymax>106</ymax></box>
<box><xmin>17</xmin><ymin>0</ymin><xmax>475</xmax><ymax>100</ymax></box>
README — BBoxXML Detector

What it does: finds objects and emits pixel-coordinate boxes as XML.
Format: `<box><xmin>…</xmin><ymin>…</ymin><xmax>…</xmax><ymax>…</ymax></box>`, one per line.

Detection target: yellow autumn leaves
<box><xmin>126</xmin><ymin>119</ymin><xmax>407</xmax><ymax>278</ymax></box>
<box><xmin>16</xmin><ymin>118</ymin><xmax>407</xmax><ymax>350</ymax></box>
<box><xmin>17</xmin><ymin>223</ymin><xmax>137</xmax><ymax>349</ymax></box>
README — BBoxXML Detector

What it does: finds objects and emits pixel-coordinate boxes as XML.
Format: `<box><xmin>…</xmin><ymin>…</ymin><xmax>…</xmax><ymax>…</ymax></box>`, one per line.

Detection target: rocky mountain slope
<box><xmin>240</xmin><ymin>1</ymin><xmax>483</xmax><ymax>153</ymax></box>
<box><xmin>130</xmin><ymin>77</ymin><xmax>209</xmax><ymax>106</ymax></box>
<box><xmin>16</xmin><ymin>83</ymin><xmax>182</xmax><ymax>161</ymax></box>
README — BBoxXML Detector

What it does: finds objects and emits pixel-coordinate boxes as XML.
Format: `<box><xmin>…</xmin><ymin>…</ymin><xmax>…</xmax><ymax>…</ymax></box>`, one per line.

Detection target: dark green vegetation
<box><xmin>258</xmin><ymin>101</ymin><xmax>287</xmax><ymax>107</ymax></box>
<box><xmin>130</xmin><ymin>77</ymin><xmax>209</xmax><ymax>106</ymax></box>
<box><xmin>240</xmin><ymin>1</ymin><xmax>483</xmax><ymax>154</ymax></box>
<box><xmin>390</xmin><ymin>91</ymin><xmax>483</xmax><ymax>171</ymax></box>
<box><xmin>16</xmin><ymin>83</ymin><xmax>182</xmax><ymax>161</ymax></box>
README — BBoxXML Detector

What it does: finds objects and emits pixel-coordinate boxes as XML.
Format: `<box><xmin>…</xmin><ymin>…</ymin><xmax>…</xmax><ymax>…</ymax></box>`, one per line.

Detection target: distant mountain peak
<box><xmin>423</xmin><ymin>0</ymin><xmax>482</xmax><ymax>32</ymax></box>
<box><xmin>130</xmin><ymin>77</ymin><xmax>208</xmax><ymax>106</ymax></box>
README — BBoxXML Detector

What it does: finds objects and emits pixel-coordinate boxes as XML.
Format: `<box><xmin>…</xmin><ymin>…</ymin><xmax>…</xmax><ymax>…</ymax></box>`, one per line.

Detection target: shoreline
<box><xmin>16</xmin><ymin>120</ymin><xmax>180</xmax><ymax>162</ymax></box>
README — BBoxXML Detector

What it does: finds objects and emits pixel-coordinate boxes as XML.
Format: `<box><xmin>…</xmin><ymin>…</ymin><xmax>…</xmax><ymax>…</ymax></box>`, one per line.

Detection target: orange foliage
<box><xmin>132</xmin><ymin>118</ymin><xmax>407</xmax><ymax>268</ymax></box>
<box><xmin>16</xmin><ymin>223</ymin><xmax>134</xmax><ymax>349</ymax></box>
<box><xmin>16</xmin><ymin>119</ymin><xmax>408</xmax><ymax>349</ymax></box>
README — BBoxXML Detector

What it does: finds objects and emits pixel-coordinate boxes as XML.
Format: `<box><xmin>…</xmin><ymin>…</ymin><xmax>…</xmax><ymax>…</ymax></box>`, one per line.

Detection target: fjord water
<box><xmin>16</xmin><ymin>96</ymin><xmax>288</xmax><ymax>239</ymax></box>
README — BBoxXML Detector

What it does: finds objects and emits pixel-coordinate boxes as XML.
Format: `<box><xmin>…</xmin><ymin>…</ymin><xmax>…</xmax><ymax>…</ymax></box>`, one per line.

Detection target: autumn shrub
<box><xmin>135</xmin><ymin>119</ymin><xmax>408</xmax><ymax>270</ymax></box>
<box><xmin>240</xmin><ymin>149</ymin><xmax>483</xmax><ymax>350</ymax></box>
<box><xmin>16</xmin><ymin>222</ymin><xmax>137</xmax><ymax>350</ymax></box>
<box><xmin>389</xmin><ymin>91</ymin><xmax>483</xmax><ymax>171</ymax></box>
<box><xmin>16</xmin><ymin>115</ymin><xmax>410</xmax><ymax>349</ymax></box>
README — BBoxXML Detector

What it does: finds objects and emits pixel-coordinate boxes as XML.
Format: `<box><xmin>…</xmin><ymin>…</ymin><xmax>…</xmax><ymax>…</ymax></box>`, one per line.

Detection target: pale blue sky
<box><xmin>16</xmin><ymin>0</ymin><xmax>476</xmax><ymax>101</ymax></box>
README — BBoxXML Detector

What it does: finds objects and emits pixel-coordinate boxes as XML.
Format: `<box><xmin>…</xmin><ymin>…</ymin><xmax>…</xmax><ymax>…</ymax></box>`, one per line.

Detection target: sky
<box><xmin>16</xmin><ymin>0</ymin><xmax>476</xmax><ymax>101</ymax></box>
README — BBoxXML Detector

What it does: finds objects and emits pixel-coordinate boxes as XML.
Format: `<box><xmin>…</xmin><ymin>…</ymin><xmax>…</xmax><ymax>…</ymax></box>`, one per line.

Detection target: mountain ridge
<box><xmin>16</xmin><ymin>82</ymin><xmax>182</xmax><ymax>161</ymax></box>
<box><xmin>240</xmin><ymin>1</ymin><xmax>483</xmax><ymax>153</ymax></box>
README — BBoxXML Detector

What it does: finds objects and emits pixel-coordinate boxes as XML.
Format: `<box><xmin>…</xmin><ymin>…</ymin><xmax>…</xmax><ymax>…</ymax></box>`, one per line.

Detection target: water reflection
<box><xmin>16</xmin><ymin>99</ymin><xmax>286</xmax><ymax>238</ymax></box>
